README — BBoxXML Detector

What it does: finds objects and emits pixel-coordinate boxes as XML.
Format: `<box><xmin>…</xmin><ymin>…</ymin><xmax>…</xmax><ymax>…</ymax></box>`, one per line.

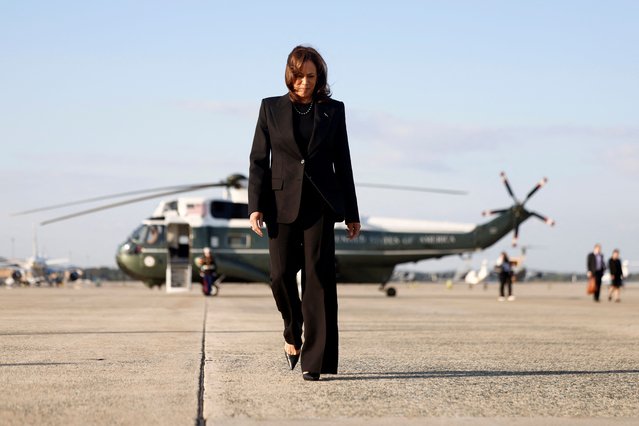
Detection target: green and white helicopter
<box><xmin>19</xmin><ymin>172</ymin><xmax>554</xmax><ymax>296</ymax></box>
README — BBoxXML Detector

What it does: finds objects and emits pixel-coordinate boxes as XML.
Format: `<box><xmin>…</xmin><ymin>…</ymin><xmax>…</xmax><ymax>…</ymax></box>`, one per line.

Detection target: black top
<box><xmin>292</xmin><ymin>102</ymin><xmax>314</xmax><ymax>158</ymax></box>
<box><xmin>609</xmin><ymin>258</ymin><xmax>623</xmax><ymax>285</ymax></box>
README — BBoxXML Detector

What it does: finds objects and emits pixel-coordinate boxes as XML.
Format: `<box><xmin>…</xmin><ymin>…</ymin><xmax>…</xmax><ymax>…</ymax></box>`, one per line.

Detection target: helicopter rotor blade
<box><xmin>224</xmin><ymin>173</ymin><xmax>248</xmax><ymax>188</ymax></box>
<box><xmin>512</xmin><ymin>224</ymin><xmax>520</xmax><ymax>247</ymax></box>
<box><xmin>522</xmin><ymin>177</ymin><xmax>548</xmax><ymax>206</ymax></box>
<box><xmin>500</xmin><ymin>171</ymin><xmax>518</xmax><ymax>203</ymax></box>
<box><xmin>357</xmin><ymin>183</ymin><xmax>467</xmax><ymax>195</ymax></box>
<box><xmin>482</xmin><ymin>208</ymin><xmax>508</xmax><ymax>217</ymax></box>
<box><xmin>11</xmin><ymin>182</ymin><xmax>230</xmax><ymax>217</ymax></box>
<box><xmin>40</xmin><ymin>183</ymin><xmax>226</xmax><ymax>226</ymax></box>
<box><xmin>17</xmin><ymin>174</ymin><xmax>454</xmax><ymax>217</ymax></box>
<box><xmin>530</xmin><ymin>211</ymin><xmax>556</xmax><ymax>227</ymax></box>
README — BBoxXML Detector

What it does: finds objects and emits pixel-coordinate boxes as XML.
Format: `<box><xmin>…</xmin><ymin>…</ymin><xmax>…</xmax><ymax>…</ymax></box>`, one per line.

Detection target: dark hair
<box><xmin>285</xmin><ymin>45</ymin><xmax>331</xmax><ymax>103</ymax></box>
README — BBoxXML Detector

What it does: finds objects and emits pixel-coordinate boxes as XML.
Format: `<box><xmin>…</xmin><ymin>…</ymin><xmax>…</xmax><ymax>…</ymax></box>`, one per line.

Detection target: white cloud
<box><xmin>347</xmin><ymin>108</ymin><xmax>639</xmax><ymax>171</ymax></box>
<box><xmin>176</xmin><ymin>99</ymin><xmax>639</xmax><ymax>176</ymax></box>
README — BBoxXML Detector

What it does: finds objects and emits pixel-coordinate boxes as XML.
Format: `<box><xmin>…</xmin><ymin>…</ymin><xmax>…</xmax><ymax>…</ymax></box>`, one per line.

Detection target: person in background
<box><xmin>196</xmin><ymin>247</ymin><xmax>217</xmax><ymax>296</ymax></box>
<box><xmin>496</xmin><ymin>251</ymin><xmax>514</xmax><ymax>302</ymax></box>
<box><xmin>608</xmin><ymin>249</ymin><xmax>624</xmax><ymax>303</ymax></box>
<box><xmin>587</xmin><ymin>243</ymin><xmax>606</xmax><ymax>302</ymax></box>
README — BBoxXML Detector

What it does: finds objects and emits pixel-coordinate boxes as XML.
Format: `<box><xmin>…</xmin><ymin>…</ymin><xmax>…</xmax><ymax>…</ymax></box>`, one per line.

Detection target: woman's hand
<box><xmin>346</xmin><ymin>222</ymin><xmax>361</xmax><ymax>240</ymax></box>
<box><xmin>250</xmin><ymin>211</ymin><xmax>264</xmax><ymax>237</ymax></box>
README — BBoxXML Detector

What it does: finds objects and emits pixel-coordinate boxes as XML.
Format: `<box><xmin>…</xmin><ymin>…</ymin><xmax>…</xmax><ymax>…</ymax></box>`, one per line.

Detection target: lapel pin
<box><xmin>323</xmin><ymin>112</ymin><xmax>329</xmax><ymax>118</ymax></box>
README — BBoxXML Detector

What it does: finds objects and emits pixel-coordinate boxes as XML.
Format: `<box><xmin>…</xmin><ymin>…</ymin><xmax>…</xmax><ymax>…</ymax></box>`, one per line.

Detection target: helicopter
<box><xmin>15</xmin><ymin>172</ymin><xmax>554</xmax><ymax>296</ymax></box>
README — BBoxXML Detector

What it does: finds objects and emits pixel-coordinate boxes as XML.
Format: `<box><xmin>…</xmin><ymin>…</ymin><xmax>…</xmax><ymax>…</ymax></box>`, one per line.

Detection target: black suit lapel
<box><xmin>275</xmin><ymin>95</ymin><xmax>301</xmax><ymax>157</ymax></box>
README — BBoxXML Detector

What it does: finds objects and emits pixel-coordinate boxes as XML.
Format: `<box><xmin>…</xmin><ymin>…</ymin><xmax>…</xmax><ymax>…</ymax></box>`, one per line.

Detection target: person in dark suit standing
<box><xmin>587</xmin><ymin>243</ymin><xmax>606</xmax><ymax>302</ymax></box>
<box><xmin>607</xmin><ymin>249</ymin><xmax>624</xmax><ymax>302</ymax></box>
<box><xmin>248</xmin><ymin>45</ymin><xmax>361</xmax><ymax>381</ymax></box>
<box><xmin>496</xmin><ymin>251</ymin><xmax>514</xmax><ymax>302</ymax></box>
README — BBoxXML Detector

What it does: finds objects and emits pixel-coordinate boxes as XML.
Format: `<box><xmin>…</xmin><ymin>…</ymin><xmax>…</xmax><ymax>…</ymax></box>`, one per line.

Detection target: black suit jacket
<box><xmin>608</xmin><ymin>258</ymin><xmax>622</xmax><ymax>279</ymax></box>
<box><xmin>587</xmin><ymin>252</ymin><xmax>606</xmax><ymax>274</ymax></box>
<box><xmin>248</xmin><ymin>95</ymin><xmax>359</xmax><ymax>224</ymax></box>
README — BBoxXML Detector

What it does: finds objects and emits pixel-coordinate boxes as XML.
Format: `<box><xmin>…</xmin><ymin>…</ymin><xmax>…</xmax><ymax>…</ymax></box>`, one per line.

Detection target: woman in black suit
<box><xmin>608</xmin><ymin>249</ymin><xmax>624</xmax><ymax>302</ymax></box>
<box><xmin>497</xmin><ymin>252</ymin><xmax>514</xmax><ymax>301</ymax></box>
<box><xmin>248</xmin><ymin>45</ymin><xmax>361</xmax><ymax>381</ymax></box>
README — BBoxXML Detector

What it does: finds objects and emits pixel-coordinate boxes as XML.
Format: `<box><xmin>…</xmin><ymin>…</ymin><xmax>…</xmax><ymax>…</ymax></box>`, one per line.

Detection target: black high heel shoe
<box><xmin>285</xmin><ymin>351</ymin><xmax>300</xmax><ymax>370</ymax></box>
<box><xmin>302</xmin><ymin>371</ymin><xmax>320</xmax><ymax>381</ymax></box>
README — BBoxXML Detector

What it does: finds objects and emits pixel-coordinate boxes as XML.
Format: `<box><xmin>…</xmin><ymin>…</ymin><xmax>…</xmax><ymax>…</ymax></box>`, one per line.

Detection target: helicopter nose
<box><xmin>118</xmin><ymin>242</ymin><xmax>141</xmax><ymax>254</ymax></box>
<box><xmin>115</xmin><ymin>251</ymin><xmax>136</xmax><ymax>277</ymax></box>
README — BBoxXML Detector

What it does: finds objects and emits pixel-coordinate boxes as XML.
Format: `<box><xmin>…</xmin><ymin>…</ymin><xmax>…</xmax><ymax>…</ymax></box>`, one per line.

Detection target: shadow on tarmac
<box><xmin>0</xmin><ymin>362</ymin><xmax>81</xmax><ymax>367</ymax></box>
<box><xmin>0</xmin><ymin>330</ymin><xmax>201</xmax><ymax>336</ymax></box>
<box><xmin>324</xmin><ymin>369</ymin><xmax>639</xmax><ymax>381</ymax></box>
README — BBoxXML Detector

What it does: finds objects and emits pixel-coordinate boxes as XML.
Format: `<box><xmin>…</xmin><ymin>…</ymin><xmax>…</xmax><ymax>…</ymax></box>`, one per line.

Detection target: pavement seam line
<box><xmin>195</xmin><ymin>298</ymin><xmax>208</xmax><ymax>426</ymax></box>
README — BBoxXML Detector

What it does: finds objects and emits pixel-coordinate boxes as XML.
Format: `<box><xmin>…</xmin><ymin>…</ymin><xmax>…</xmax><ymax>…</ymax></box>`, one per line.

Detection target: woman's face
<box><xmin>293</xmin><ymin>60</ymin><xmax>317</xmax><ymax>102</ymax></box>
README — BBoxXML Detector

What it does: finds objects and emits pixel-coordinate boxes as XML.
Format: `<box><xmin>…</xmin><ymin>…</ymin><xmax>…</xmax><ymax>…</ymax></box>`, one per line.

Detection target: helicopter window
<box><xmin>130</xmin><ymin>225</ymin><xmax>146</xmax><ymax>243</ymax></box>
<box><xmin>166</xmin><ymin>201</ymin><xmax>178</xmax><ymax>211</ymax></box>
<box><xmin>131</xmin><ymin>224</ymin><xmax>166</xmax><ymax>246</ymax></box>
<box><xmin>145</xmin><ymin>225</ymin><xmax>166</xmax><ymax>246</ymax></box>
<box><xmin>227</xmin><ymin>234</ymin><xmax>250</xmax><ymax>248</ymax></box>
<box><xmin>210</xmin><ymin>201</ymin><xmax>248</xmax><ymax>219</ymax></box>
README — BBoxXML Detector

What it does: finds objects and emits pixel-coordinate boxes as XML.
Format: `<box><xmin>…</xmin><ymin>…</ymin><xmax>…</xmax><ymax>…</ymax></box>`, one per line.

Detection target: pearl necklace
<box><xmin>293</xmin><ymin>102</ymin><xmax>313</xmax><ymax>115</ymax></box>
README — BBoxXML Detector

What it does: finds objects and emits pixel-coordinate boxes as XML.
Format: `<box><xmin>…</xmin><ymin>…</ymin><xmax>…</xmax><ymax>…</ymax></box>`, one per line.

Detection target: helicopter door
<box><xmin>166</xmin><ymin>222</ymin><xmax>192</xmax><ymax>293</ymax></box>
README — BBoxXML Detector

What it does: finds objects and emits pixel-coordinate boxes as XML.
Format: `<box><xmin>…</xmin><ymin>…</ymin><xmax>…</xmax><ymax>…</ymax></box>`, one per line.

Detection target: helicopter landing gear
<box><xmin>379</xmin><ymin>283</ymin><xmax>397</xmax><ymax>297</ymax></box>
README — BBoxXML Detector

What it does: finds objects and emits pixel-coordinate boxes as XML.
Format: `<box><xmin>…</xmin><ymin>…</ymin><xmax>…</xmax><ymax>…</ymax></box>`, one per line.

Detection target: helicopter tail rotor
<box><xmin>512</xmin><ymin>224</ymin><xmax>520</xmax><ymax>247</ymax></box>
<box><xmin>482</xmin><ymin>208</ymin><xmax>508</xmax><ymax>217</ymax></box>
<box><xmin>530</xmin><ymin>211</ymin><xmax>556</xmax><ymax>227</ymax></box>
<box><xmin>484</xmin><ymin>172</ymin><xmax>554</xmax><ymax>247</ymax></box>
<box><xmin>523</xmin><ymin>177</ymin><xmax>548</xmax><ymax>206</ymax></box>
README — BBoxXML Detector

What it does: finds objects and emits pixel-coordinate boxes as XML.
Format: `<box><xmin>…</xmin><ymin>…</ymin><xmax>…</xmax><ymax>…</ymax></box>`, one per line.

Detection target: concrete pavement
<box><xmin>204</xmin><ymin>282</ymin><xmax>639</xmax><ymax>425</ymax></box>
<box><xmin>1</xmin><ymin>281</ymin><xmax>638</xmax><ymax>425</ymax></box>
<box><xmin>0</xmin><ymin>282</ymin><xmax>205</xmax><ymax>425</ymax></box>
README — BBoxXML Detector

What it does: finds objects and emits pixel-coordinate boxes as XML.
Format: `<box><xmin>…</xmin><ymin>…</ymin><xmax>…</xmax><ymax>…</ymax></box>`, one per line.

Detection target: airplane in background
<box><xmin>449</xmin><ymin>255</ymin><xmax>489</xmax><ymax>287</ymax></box>
<box><xmin>464</xmin><ymin>259</ymin><xmax>489</xmax><ymax>286</ymax></box>
<box><xmin>508</xmin><ymin>245</ymin><xmax>540</xmax><ymax>283</ymax></box>
<box><xmin>0</xmin><ymin>231</ymin><xmax>83</xmax><ymax>287</ymax></box>
<box><xmin>451</xmin><ymin>245</ymin><xmax>539</xmax><ymax>289</ymax></box>
<box><xmin>1</xmin><ymin>255</ymin><xmax>83</xmax><ymax>287</ymax></box>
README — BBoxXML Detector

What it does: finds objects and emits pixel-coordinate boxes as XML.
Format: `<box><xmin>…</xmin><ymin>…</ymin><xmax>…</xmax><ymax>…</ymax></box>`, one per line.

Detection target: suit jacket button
<box><xmin>300</xmin><ymin>159</ymin><xmax>305</xmax><ymax>165</ymax></box>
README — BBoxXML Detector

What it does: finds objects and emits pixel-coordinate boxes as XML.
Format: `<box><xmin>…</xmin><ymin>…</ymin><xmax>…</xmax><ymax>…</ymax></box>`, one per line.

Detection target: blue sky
<box><xmin>2</xmin><ymin>1</ymin><xmax>638</xmax><ymax>273</ymax></box>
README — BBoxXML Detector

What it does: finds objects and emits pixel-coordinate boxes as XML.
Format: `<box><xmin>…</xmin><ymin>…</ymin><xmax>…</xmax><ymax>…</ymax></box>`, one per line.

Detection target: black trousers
<box><xmin>593</xmin><ymin>270</ymin><xmax>604</xmax><ymax>301</ymax></box>
<box><xmin>267</xmin><ymin>182</ymin><xmax>338</xmax><ymax>374</ymax></box>
<box><xmin>499</xmin><ymin>272</ymin><xmax>512</xmax><ymax>297</ymax></box>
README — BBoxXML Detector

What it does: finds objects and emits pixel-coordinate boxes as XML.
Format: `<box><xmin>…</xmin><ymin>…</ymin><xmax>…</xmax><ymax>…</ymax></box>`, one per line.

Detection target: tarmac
<box><xmin>1</xmin><ymin>281</ymin><xmax>638</xmax><ymax>426</ymax></box>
